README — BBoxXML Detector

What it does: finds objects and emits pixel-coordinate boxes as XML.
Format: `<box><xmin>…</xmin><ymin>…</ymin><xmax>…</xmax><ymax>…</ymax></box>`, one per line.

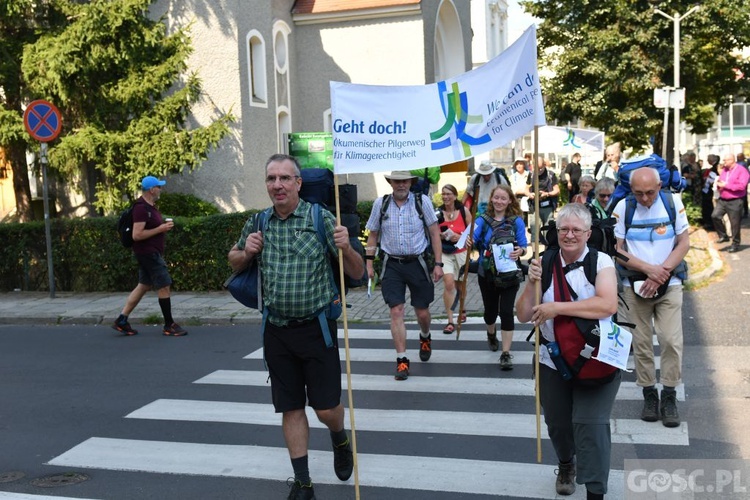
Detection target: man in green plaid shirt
<box><xmin>228</xmin><ymin>154</ymin><xmax>364</xmax><ymax>500</ymax></box>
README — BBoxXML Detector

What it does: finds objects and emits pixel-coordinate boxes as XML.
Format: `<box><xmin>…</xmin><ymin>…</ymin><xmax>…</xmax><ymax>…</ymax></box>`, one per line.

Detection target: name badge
<box><xmin>540</xmin><ymin>200</ymin><xmax>551</xmax><ymax>208</ymax></box>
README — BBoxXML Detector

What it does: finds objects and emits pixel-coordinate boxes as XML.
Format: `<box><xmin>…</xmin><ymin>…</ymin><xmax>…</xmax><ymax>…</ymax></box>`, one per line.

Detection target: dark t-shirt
<box><xmin>526</xmin><ymin>169</ymin><xmax>559</xmax><ymax>212</ymax></box>
<box><xmin>564</xmin><ymin>162</ymin><xmax>582</xmax><ymax>184</ymax></box>
<box><xmin>132</xmin><ymin>197</ymin><xmax>165</xmax><ymax>255</ymax></box>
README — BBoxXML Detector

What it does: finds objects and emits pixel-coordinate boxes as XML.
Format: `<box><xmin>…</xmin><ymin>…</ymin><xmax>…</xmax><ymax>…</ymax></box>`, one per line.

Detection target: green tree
<box><xmin>0</xmin><ymin>0</ymin><xmax>67</xmax><ymax>222</ymax></box>
<box><xmin>1</xmin><ymin>0</ymin><xmax>233</xmax><ymax>219</ymax></box>
<box><xmin>522</xmin><ymin>0</ymin><xmax>750</xmax><ymax>162</ymax></box>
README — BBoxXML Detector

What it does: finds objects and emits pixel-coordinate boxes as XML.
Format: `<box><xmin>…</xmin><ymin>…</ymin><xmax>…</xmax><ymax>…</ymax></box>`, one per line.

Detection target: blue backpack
<box><xmin>608</xmin><ymin>154</ymin><xmax>686</xmax><ymax>215</ymax></box>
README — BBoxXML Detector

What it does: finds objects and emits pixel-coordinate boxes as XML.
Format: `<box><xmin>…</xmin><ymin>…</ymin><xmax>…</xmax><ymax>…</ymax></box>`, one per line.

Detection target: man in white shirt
<box><xmin>612</xmin><ymin>167</ymin><xmax>689</xmax><ymax>428</ymax></box>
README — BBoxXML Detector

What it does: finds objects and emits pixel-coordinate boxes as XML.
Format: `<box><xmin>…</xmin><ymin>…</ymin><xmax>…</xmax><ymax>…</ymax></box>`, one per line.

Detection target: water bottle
<box><xmin>546</xmin><ymin>341</ymin><xmax>573</xmax><ymax>381</ymax></box>
<box><xmin>482</xmin><ymin>249</ymin><xmax>493</xmax><ymax>271</ymax></box>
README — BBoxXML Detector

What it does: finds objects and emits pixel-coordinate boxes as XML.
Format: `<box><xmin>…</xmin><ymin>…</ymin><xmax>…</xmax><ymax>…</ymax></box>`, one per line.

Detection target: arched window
<box><xmin>434</xmin><ymin>0</ymin><xmax>465</xmax><ymax>81</ymax></box>
<box><xmin>246</xmin><ymin>30</ymin><xmax>267</xmax><ymax>107</ymax></box>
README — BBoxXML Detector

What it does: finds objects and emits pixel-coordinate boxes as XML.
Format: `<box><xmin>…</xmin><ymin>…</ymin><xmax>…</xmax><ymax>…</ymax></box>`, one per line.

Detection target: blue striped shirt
<box><xmin>365</xmin><ymin>193</ymin><xmax>437</xmax><ymax>256</ymax></box>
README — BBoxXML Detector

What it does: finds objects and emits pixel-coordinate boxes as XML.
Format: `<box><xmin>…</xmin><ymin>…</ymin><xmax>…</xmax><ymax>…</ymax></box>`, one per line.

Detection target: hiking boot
<box><xmin>419</xmin><ymin>335</ymin><xmax>432</xmax><ymax>362</ymax></box>
<box><xmin>499</xmin><ymin>351</ymin><xmax>513</xmax><ymax>371</ymax></box>
<box><xmin>395</xmin><ymin>357</ymin><xmax>410</xmax><ymax>380</ymax></box>
<box><xmin>333</xmin><ymin>438</ymin><xmax>353</xmax><ymax>481</ymax></box>
<box><xmin>641</xmin><ymin>387</ymin><xmax>659</xmax><ymax>422</ymax></box>
<box><xmin>163</xmin><ymin>323</ymin><xmax>188</xmax><ymax>336</ymax></box>
<box><xmin>287</xmin><ymin>478</ymin><xmax>315</xmax><ymax>500</ymax></box>
<box><xmin>661</xmin><ymin>389</ymin><xmax>680</xmax><ymax>428</ymax></box>
<box><xmin>487</xmin><ymin>332</ymin><xmax>499</xmax><ymax>352</ymax></box>
<box><xmin>555</xmin><ymin>460</ymin><xmax>576</xmax><ymax>495</ymax></box>
<box><xmin>112</xmin><ymin>320</ymin><xmax>138</xmax><ymax>336</ymax></box>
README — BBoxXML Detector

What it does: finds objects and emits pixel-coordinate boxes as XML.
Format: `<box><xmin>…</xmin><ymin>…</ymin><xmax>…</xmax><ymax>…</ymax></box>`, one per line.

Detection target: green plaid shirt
<box><xmin>236</xmin><ymin>200</ymin><xmax>337</xmax><ymax>326</ymax></box>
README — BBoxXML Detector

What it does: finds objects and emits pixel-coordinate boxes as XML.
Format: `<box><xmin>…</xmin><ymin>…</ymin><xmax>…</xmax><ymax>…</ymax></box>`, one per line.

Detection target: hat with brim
<box><xmin>476</xmin><ymin>162</ymin><xmax>496</xmax><ymax>175</ymax></box>
<box><xmin>142</xmin><ymin>176</ymin><xmax>166</xmax><ymax>190</ymax></box>
<box><xmin>513</xmin><ymin>158</ymin><xmax>527</xmax><ymax>167</ymax></box>
<box><xmin>384</xmin><ymin>171</ymin><xmax>418</xmax><ymax>182</ymax></box>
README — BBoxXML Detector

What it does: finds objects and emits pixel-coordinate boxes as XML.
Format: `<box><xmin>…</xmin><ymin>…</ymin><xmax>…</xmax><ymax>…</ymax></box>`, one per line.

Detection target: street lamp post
<box><xmin>653</xmin><ymin>5</ymin><xmax>699</xmax><ymax>166</ymax></box>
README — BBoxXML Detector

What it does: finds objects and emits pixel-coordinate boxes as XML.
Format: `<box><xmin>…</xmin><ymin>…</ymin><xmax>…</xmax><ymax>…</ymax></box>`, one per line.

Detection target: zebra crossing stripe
<box><xmin>47</xmin><ymin>437</ymin><xmax>626</xmax><ymax>499</ymax></box>
<box><xmin>195</xmin><ymin>370</ymin><xmax>685</xmax><ymax>400</ymax></box>
<box><xmin>126</xmin><ymin>399</ymin><xmax>688</xmax><ymax>445</ymax></box>
<box><xmin>0</xmin><ymin>494</ymin><xmax>101</xmax><ymax>500</ymax></box>
<box><xmin>242</xmin><ymin>347</ymin><xmax>663</xmax><ymax>370</ymax></box>
<box><xmin>345</xmin><ymin>328</ymin><xmax>662</xmax><ymax>345</ymax></box>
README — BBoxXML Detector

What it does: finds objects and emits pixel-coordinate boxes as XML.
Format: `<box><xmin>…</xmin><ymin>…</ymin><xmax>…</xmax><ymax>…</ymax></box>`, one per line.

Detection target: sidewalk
<box><xmin>0</xmin><ymin>229</ymin><xmax>721</xmax><ymax>327</ymax></box>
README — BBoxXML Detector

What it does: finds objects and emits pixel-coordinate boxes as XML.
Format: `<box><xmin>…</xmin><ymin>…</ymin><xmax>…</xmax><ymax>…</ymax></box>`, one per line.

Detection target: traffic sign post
<box><xmin>23</xmin><ymin>100</ymin><xmax>62</xmax><ymax>299</ymax></box>
<box><xmin>653</xmin><ymin>87</ymin><xmax>686</xmax><ymax>162</ymax></box>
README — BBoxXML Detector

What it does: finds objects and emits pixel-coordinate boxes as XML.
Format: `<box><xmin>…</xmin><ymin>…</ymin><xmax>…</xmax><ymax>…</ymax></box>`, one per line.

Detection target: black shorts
<box><xmin>135</xmin><ymin>252</ymin><xmax>172</xmax><ymax>289</ymax></box>
<box><xmin>381</xmin><ymin>258</ymin><xmax>434</xmax><ymax>309</ymax></box>
<box><xmin>264</xmin><ymin>317</ymin><xmax>341</xmax><ymax>413</ymax></box>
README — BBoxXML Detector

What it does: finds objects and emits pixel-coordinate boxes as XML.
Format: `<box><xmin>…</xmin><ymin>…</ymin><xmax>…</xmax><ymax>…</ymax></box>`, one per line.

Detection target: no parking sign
<box><xmin>23</xmin><ymin>100</ymin><xmax>62</xmax><ymax>142</ymax></box>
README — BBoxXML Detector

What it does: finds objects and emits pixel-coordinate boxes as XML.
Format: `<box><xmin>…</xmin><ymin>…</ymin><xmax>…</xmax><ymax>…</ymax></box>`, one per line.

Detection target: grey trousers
<box><xmin>712</xmin><ymin>197</ymin><xmax>743</xmax><ymax>246</ymax></box>
<box><xmin>539</xmin><ymin>364</ymin><xmax>621</xmax><ymax>495</ymax></box>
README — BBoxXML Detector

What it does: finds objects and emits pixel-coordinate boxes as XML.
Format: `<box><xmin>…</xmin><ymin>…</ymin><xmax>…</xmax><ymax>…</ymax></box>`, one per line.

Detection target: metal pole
<box><xmin>662</xmin><ymin>90</ymin><xmax>670</xmax><ymax>159</ymax></box>
<box><xmin>40</xmin><ymin>142</ymin><xmax>55</xmax><ymax>298</ymax></box>
<box><xmin>654</xmin><ymin>6</ymin><xmax>699</xmax><ymax>166</ymax></box>
<box><xmin>673</xmin><ymin>12</ymin><xmax>680</xmax><ymax>168</ymax></box>
<box><xmin>729</xmin><ymin>95</ymin><xmax>734</xmax><ymax>144</ymax></box>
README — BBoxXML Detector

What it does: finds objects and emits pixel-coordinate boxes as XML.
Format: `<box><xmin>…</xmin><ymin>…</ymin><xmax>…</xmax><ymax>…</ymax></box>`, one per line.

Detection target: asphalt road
<box><xmin>0</xmin><ymin>306</ymin><xmax>748</xmax><ymax>499</ymax></box>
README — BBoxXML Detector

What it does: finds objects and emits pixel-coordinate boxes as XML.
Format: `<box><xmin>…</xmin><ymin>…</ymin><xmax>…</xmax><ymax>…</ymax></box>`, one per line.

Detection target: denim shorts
<box><xmin>135</xmin><ymin>252</ymin><xmax>173</xmax><ymax>290</ymax></box>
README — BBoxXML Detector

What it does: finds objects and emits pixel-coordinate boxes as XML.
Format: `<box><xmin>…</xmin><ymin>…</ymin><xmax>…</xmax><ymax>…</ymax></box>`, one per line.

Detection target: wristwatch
<box><xmin>435</xmin><ymin>262</ymin><xmax>444</xmax><ymax>267</ymax></box>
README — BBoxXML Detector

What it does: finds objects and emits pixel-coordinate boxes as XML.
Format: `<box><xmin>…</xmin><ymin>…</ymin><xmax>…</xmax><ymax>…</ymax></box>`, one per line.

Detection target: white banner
<box><xmin>330</xmin><ymin>25</ymin><xmax>546</xmax><ymax>175</ymax></box>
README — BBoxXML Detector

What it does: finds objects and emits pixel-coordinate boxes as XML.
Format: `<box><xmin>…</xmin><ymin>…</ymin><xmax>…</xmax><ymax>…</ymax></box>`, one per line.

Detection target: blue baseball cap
<box><xmin>142</xmin><ymin>176</ymin><xmax>166</xmax><ymax>190</ymax></box>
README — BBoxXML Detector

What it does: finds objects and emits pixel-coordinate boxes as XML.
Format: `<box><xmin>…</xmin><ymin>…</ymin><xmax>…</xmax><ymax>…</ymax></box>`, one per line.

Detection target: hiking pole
<box><xmin>456</xmin><ymin>182</ymin><xmax>478</xmax><ymax>340</ymax></box>
<box><xmin>333</xmin><ymin>175</ymin><xmax>360</xmax><ymax>499</ymax></box>
<box><xmin>532</xmin><ymin>128</ymin><xmax>543</xmax><ymax>464</ymax></box>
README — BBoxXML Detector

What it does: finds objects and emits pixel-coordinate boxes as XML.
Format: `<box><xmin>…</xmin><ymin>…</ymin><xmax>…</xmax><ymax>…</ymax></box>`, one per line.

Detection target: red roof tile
<box><xmin>292</xmin><ymin>0</ymin><xmax>421</xmax><ymax>15</ymax></box>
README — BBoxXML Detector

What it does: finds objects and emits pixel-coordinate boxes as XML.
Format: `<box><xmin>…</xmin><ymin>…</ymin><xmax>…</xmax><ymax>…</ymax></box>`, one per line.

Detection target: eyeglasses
<box><xmin>597</xmin><ymin>193</ymin><xmax>612</xmax><ymax>199</ymax></box>
<box><xmin>265</xmin><ymin>175</ymin><xmax>299</xmax><ymax>185</ymax></box>
<box><xmin>557</xmin><ymin>227</ymin><xmax>588</xmax><ymax>236</ymax></box>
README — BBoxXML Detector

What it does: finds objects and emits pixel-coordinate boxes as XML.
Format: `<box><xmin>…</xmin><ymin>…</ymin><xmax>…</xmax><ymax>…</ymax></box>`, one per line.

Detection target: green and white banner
<box><xmin>330</xmin><ymin>25</ymin><xmax>546</xmax><ymax>175</ymax></box>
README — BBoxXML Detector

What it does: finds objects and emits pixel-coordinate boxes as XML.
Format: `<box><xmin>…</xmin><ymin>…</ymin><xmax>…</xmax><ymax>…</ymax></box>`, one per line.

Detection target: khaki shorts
<box><xmin>443</xmin><ymin>250</ymin><xmax>467</xmax><ymax>277</ymax></box>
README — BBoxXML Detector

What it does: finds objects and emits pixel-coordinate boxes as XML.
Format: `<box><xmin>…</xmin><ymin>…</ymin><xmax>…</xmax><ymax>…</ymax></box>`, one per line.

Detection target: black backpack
<box><xmin>542</xmin><ymin>204</ymin><xmax>619</xmax><ymax>260</ymax></box>
<box><xmin>116</xmin><ymin>201</ymin><xmax>150</xmax><ymax>248</ymax></box>
<box><xmin>478</xmin><ymin>214</ymin><xmax>523</xmax><ymax>288</ymax></box>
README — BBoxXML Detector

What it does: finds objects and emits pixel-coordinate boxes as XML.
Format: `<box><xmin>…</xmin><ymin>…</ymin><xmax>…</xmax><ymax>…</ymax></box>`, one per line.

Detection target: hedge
<box><xmin>0</xmin><ymin>203</ymin><xmax>375</xmax><ymax>292</ymax></box>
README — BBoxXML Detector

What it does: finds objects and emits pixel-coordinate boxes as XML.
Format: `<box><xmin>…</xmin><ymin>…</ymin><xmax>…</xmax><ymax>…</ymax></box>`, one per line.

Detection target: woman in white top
<box><xmin>509</xmin><ymin>158</ymin><xmax>530</xmax><ymax>222</ymax></box>
<box><xmin>515</xmin><ymin>203</ymin><xmax>619</xmax><ymax>500</ymax></box>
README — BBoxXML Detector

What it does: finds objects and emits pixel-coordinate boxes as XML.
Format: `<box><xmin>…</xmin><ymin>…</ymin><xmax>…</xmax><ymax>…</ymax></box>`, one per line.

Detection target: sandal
<box><xmin>459</xmin><ymin>311</ymin><xmax>467</xmax><ymax>322</ymax></box>
<box><xmin>443</xmin><ymin>323</ymin><xmax>455</xmax><ymax>334</ymax></box>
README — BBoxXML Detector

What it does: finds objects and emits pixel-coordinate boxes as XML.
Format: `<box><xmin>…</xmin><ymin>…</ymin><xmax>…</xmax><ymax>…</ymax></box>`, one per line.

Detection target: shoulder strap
<box><xmin>542</xmin><ymin>248</ymin><xmax>597</xmax><ymax>294</ymax></box>
<box><xmin>584</xmin><ymin>249</ymin><xmax>598</xmax><ymax>288</ymax></box>
<box><xmin>496</xmin><ymin>169</ymin><xmax>510</xmax><ymax>185</ymax></box>
<box><xmin>311</xmin><ymin>203</ymin><xmax>339</xmax><ymax>294</ymax></box>
<box><xmin>541</xmin><ymin>247</ymin><xmax>559</xmax><ymax>294</ymax></box>
<box><xmin>378</xmin><ymin>194</ymin><xmax>391</xmax><ymax>225</ymax></box>
<box><xmin>624</xmin><ymin>194</ymin><xmax>637</xmax><ymax>229</ymax></box>
<box><xmin>459</xmin><ymin>204</ymin><xmax>467</xmax><ymax>224</ymax></box>
<box><xmin>625</xmin><ymin>190</ymin><xmax>677</xmax><ymax>230</ymax></box>
<box><xmin>413</xmin><ymin>193</ymin><xmax>430</xmax><ymax>239</ymax></box>
<box><xmin>660</xmin><ymin>190</ymin><xmax>676</xmax><ymax>225</ymax></box>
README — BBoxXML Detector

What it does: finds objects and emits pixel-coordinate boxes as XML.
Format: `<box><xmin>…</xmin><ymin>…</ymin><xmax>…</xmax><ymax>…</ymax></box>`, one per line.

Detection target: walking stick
<box><xmin>333</xmin><ymin>175</ymin><xmax>360</xmax><ymax>499</ymax></box>
<box><xmin>456</xmin><ymin>182</ymin><xmax>479</xmax><ymax>340</ymax></box>
<box><xmin>532</xmin><ymin>128</ymin><xmax>543</xmax><ymax>464</ymax></box>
